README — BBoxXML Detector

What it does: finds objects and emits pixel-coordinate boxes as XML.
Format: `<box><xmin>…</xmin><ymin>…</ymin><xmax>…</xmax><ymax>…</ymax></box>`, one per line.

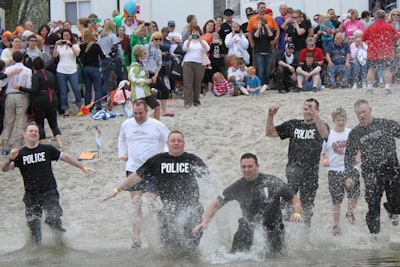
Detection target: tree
<box><xmin>0</xmin><ymin>0</ymin><xmax>49</xmax><ymax>31</ymax></box>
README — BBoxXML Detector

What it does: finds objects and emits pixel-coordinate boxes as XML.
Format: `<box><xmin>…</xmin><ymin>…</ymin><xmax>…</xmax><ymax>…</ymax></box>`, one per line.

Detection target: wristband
<box><xmin>82</xmin><ymin>165</ymin><xmax>89</xmax><ymax>172</ymax></box>
<box><xmin>113</xmin><ymin>188</ymin><xmax>120</xmax><ymax>194</ymax></box>
<box><xmin>293</xmin><ymin>213</ymin><xmax>301</xmax><ymax>217</ymax></box>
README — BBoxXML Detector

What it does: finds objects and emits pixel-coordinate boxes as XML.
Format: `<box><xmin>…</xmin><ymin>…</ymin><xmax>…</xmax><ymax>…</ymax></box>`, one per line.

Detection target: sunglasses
<box><xmin>307</xmin><ymin>44</ymin><xmax>315</xmax><ymax>47</ymax></box>
<box><xmin>292</xmin><ymin>16</ymin><xmax>299</xmax><ymax>19</ymax></box>
<box><xmin>30</xmin><ymin>40</ymin><xmax>37</xmax><ymax>42</ymax></box>
<box><xmin>392</xmin><ymin>13</ymin><xmax>400</xmax><ymax>16</ymax></box>
<box><xmin>153</xmin><ymin>38</ymin><xmax>162</xmax><ymax>41</ymax></box>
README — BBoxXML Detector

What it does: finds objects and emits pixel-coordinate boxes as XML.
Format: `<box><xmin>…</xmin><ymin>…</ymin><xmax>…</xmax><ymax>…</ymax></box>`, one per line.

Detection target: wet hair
<box><xmin>354</xmin><ymin>99</ymin><xmax>369</xmax><ymax>109</ymax></box>
<box><xmin>331</xmin><ymin>107</ymin><xmax>347</xmax><ymax>119</ymax></box>
<box><xmin>304</xmin><ymin>98</ymin><xmax>320</xmax><ymax>109</ymax></box>
<box><xmin>13</xmin><ymin>51</ymin><xmax>23</xmax><ymax>62</ymax></box>
<box><xmin>25</xmin><ymin>121</ymin><xmax>39</xmax><ymax>131</ymax></box>
<box><xmin>168</xmin><ymin>130</ymin><xmax>184</xmax><ymax>139</ymax></box>
<box><xmin>133</xmin><ymin>99</ymin><xmax>149</xmax><ymax>112</ymax></box>
<box><xmin>32</xmin><ymin>57</ymin><xmax>45</xmax><ymax>70</ymax></box>
<box><xmin>241</xmin><ymin>153</ymin><xmax>258</xmax><ymax>165</ymax></box>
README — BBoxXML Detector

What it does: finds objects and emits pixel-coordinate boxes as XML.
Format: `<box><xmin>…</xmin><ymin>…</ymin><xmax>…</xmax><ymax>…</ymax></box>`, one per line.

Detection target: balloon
<box><xmin>124</xmin><ymin>1</ymin><xmax>137</xmax><ymax>17</ymax></box>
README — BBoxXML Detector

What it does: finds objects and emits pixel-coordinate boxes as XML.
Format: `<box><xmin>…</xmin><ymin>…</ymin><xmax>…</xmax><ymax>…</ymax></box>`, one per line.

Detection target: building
<box><xmin>49</xmin><ymin>0</ymin><xmax>397</xmax><ymax>32</ymax></box>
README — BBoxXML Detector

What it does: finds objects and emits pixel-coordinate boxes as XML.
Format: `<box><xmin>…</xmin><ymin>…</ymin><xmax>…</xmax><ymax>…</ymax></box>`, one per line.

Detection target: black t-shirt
<box><xmin>14</xmin><ymin>144</ymin><xmax>61</xmax><ymax>195</ymax></box>
<box><xmin>301</xmin><ymin>62</ymin><xmax>319</xmax><ymax>73</ymax></box>
<box><xmin>287</xmin><ymin>21</ymin><xmax>309</xmax><ymax>52</ymax></box>
<box><xmin>345</xmin><ymin>118</ymin><xmax>400</xmax><ymax>177</ymax></box>
<box><xmin>252</xmin><ymin>27</ymin><xmax>275</xmax><ymax>54</ymax></box>
<box><xmin>218</xmin><ymin>173</ymin><xmax>294</xmax><ymax>228</ymax></box>
<box><xmin>276</xmin><ymin>119</ymin><xmax>328</xmax><ymax>166</ymax></box>
<box><xmin>136</xmin><ymin>152</ymin><xmax>209</xmax><ymax>207</ymax></box>
<box><xmin>79</xmin><ymin>43</ymin><xmax>105</xmax><ymax>68</ymax></box>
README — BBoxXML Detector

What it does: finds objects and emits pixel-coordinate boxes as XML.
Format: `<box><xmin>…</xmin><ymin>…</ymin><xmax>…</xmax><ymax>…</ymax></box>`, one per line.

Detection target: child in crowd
<box><xmin>204</xmin><ymin>32</ymin><xmax>227</xmax><ymax>92</ymax></box>
<box><xmin>231</xmin><ymin>57</ymin><xmax>247</xmax><ymax>96</ymax></box>
<box><xmin>240</xmin><ymin>66</ymin><xmax>268</xmax><ymax>95</ymax></box>
<box><xmin>296</xmin><ymin>52</ymin><xmax>322</xmax><ymax>92</ymax></box>
<box><xmin>350</xmin><ymin>36</ymin><xmax>368</xmax><ymax>89</ymax></box>
<box><xmin>320</xmin><ymin>107</ymin><xmax>360</xmax><ymax>235</ymax></box>
<box><xmin>226</xmin><ymin>54</ymin><xmax>239</xmax><ymax>83</ymax></box>
<box><xmin>212</xmin><ymin>72</ymin><xmax>231</xmax><ymax>96</ymax></box>
<box><xmin>319</xmin><ymin>14</ymin><xmax>334</xmax><ymax>53</ymax></box>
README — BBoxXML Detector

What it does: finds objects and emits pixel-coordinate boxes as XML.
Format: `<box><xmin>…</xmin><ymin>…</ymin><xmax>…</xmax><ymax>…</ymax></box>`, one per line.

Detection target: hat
<box><xmin>14</xmin><ymin>26</ymin><xmax>24</xmax><ymax>35</ymax></box>
<box><xmin>2</xmin><ymin>31</ymin><xmax>12</xmax><ymax>40</ymax></box>
<box><xmin>285</xmin><ymin>42</ymin><xmax>295</xmax><ymax>49</ymax></box>
<box><xmin>186</xmin><ymin>14</ymin><xmax>195</xmax><ymax>23</ymax></box>
<box><xmin>266</xmin><ymin>8</ymin><xmax>273</xmax><ymax>14</ymax></box>
<box><xmin>224</xmin><ymin>9</ymin><xmax>234</xmax><ymax>16</ymax></box>
<box><xmin>168</xmin><ymin>20</ymin><xmax>176</xmax><ymax>26</ymax></box>
<box><xmin>245</xmin><ymin>7</ymin><xmax>256</xmax><ymax>16</ymax></box>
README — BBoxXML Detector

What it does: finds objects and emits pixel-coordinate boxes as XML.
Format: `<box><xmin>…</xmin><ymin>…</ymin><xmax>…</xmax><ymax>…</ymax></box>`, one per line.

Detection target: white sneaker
<box><xmin>389</xmin><ymin>213</ymin><xmax>399</xmax><ymax>226</ymax></box>
<box><xmin>352</xmin><ymin>84</ymin><xmax>357</xmax><ymax>89</ymax></box>
<box><xmin>131</xmin><ymin>237</ymin><xmax>142</xmax><ymax>248</ymax></box>
<box><xmin>362</xmin><ymin>83</ymin><xmax>367</xmax><ymax>89</ymax></box>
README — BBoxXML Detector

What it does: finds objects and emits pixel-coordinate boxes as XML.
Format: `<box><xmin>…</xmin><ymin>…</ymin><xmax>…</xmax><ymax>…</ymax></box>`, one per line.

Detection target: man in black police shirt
<box><xmin>266</xmin><ymin>98</ymin><xmax>329</xmax><ymax>227</ymax></box>
<box><xmin>344</xmin><ymin>99</ymin><xmax>400</xmax><ymax>235</ymax></box>
<box><xmin>193</xmin><ymin>153</ymin><xmax>302</xmax><ymax>254</ymax></box>
<box><xmin>218</xmin><ymin>9</ymin><xmax>234</xmax><ymax>50</ymax></box>
<box><xmin>1</xmin><ymin>122</ymin><xmax>95</xmax><ymax>246</ymax></box>
<box><xmin>104</xmin><ymin>130</ymin><xmax>209</xmax><ymax>249</ymax></box>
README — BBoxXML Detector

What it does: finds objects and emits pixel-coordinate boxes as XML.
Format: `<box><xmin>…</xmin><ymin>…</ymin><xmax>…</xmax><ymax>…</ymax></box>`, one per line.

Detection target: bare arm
<box><xmin>192</xmin><ymin>199</ymin><xmax>223</xmax><ymax>233</ymax></box>
<box><xmin>289</xmin><ymin>194</ymin><xmax>303</xmax><ymax>222</ymax></box>
<box><xmin>310</xmin><ymin>106</ymin><xmax>329</xmax><ymax>139</ymax></box>
<box><xmin>60</xmin><ymin>152</ymin><xmax>96</xmax><ymax>173</ymax></box>
<box><xmin>103</xmin><ymin>172</ymin><xmax>144</xmax><ymax>201</ymax></box>
<box><xmin>1</xmin><ymin>148</ymin><xmax>19</xmax><ymax>172</ymax></box>
<box><xmin>266</xmin><ymin>105</ymin><xmax>280</xmax><ymax>137</ymax></box>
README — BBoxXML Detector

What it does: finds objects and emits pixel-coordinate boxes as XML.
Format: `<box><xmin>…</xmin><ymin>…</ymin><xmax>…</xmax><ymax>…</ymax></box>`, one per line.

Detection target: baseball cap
<box><xmin>224</xmin><ymin>9</ymin><xmax>234</xmax><ymax>16</ymax></box>
<box><xmin>286</xmin><ymin>42</ymin><xmax>295</xmax><ymax>49</ymax></box>
<box><xmin>245</xmin><ymin>7</ymin><xmax>256</xmax><ymax>16</ymax></box>
<box><xmin>168</xmin><ymin>20</ymin><xmax>175</xmax><ymax>26</ymax></box>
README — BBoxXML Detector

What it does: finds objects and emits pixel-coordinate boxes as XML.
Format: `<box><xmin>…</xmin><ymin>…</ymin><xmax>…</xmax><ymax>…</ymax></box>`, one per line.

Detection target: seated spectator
<box><xmin>225</xmin><ymin>23</ymin><xmax>250</xmax><ymax>65</ymax></box>
<box><xmin>226</xmin><ymin>54</ymin><xmax>239</xmax><ymax>83</ymax></box>
<box><xmin>350</xmin><ymin>36</ymin><xmax>368</xmax><ymax>89</ymax></box>
<box><xmin>326</xmin><ymin>33</ymin><xmax>351</xmax><ymax>88</ymax></box>
<box><xmin>296</xmin><ymin>52</ymin><xmax>322</xmax><ymax>92</ymax></box>
<box><xmin>240</xmin><ymin>66</ymin><xmax>268</xmax><ymax>95</ymax></box>
<box><xmin>299</xmin><ymin>37</ymin><xmax>324</xmax><ymax>66</ymax></box>
<box><xmin>231</xmin><ymin>57</ymin><xmax>247</xmax><ymax>96</ymax></box>
<box><xmin>275</xmin><ymin>42</ymin><xmax>298</xmax><ymax>93</ymax></box>
<box><xmin>212</xmin><ymin>72</ymin><xmax>231</xmax><ymax>96</ymax></box>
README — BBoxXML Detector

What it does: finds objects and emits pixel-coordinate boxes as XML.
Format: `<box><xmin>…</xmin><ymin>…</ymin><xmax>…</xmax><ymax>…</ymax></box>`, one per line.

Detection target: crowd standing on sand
<box><xmin>1</xmin><ymin>0</ymin><xmax>400</xmax><ymax>259</ymax></box>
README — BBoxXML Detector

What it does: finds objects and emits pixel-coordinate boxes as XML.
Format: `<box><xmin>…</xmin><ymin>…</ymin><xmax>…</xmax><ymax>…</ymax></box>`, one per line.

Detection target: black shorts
<box><xmin>368</xmin><ymin>58</ymin><xmax>394</xmax><ymax>70</ymax></box>
<box><xmin>125</xmin><ymin>171</ymin><xmax>157</xmax><ymax>193</ymax></box>
<box><xmin>328</xmin><ymin>170</ymin><xmax>360</xmax><ymax>205</ymax></box>
<box><xmin>142</xmin><ymin>95</ymin><xmax>160</xmax><ymax>110</ymax></box>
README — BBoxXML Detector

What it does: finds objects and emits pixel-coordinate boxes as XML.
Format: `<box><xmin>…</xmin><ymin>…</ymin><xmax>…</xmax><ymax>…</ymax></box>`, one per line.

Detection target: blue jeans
<box><xmin>83</xmin><ymin>66</ymin><xmax>102</xmax><ymax>109</ymax></box>
<box><xmin>56</xmin><ymin>71</ymin><xmax>82</xmax><ymax>110</ymax></box>
<box><xmin>327</xmin><ymin>65</ymin><xmax>351</xmax><ymax>87</ymax></box>
<box><xmin>352</xmin><ymin>63</ymin><xmax>367</xmax><ymax>85</ymax></box>
<box><xmin>254</xmin><ymin>52</ymin><xmax>273</xmax><ymax>85</ymax></box>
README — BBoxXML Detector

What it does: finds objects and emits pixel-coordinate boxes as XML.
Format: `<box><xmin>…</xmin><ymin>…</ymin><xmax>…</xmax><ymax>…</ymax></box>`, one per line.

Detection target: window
<box><xmin>66</xmin><ymin>1</ymin><xmax>91</xmax><ymax>24</ymax></box>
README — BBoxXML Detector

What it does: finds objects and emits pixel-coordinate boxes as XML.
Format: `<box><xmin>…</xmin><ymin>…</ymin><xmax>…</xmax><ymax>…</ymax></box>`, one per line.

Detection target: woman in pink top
<box><xmin>339</xmin><ymin>9</ymin><xmax>365</xmax><ymax>41</ymax></box>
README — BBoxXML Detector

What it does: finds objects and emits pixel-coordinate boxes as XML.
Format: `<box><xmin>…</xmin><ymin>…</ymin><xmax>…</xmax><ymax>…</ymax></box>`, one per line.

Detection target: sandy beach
<box><xmin>1</xmin><ymin>86</ymin><xmax>400</xmax><ymax>265</ymax></box>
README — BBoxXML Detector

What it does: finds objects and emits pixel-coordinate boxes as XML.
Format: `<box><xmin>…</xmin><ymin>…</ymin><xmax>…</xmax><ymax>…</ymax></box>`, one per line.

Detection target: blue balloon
<box><xmin>124</xmin><ymin>1</ymin><xmax>137</xmax><ymax>17</ymax></box>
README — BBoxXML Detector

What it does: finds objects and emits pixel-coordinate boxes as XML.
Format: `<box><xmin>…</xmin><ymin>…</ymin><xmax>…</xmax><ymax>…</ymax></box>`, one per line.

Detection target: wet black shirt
<box><xmin>218</xmin><ymin>173</ymin><xmax>294</xmax><ymax>228</ymax></box>
<box><xmin>136</xmin><ymin>152</ymin><xmax>209</xmax><ymax>207</ymax></box>
<box><xmin>13</xmin><ymin>144</ymin><xmax>61</xmax><ymax>195</ymax></box>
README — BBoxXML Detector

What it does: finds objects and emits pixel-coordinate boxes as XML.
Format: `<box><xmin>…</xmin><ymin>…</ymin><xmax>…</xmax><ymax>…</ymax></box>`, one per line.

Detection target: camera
<box><xmin>261</xmin><ymin>22</ymin><xmax>266</xmax><ymax>27</ymax></box>
<box><xmin>61</xmin><ymin>40</ymin><xmax>67</xmax><ymax>44</ymax></box>
<box><xmin>234</xmin><ymin>30</ymin><xmax>240</xmax><ymax>34</ymax></box>
<box><xmin>144</xmin><ymin>22</ymin><xmax>150</xmax><ymax>26</ymax></box>
<box><xmin>109</xmin><ymin>43</ymin><xmax>119</xmax><ymax>58</ymax></box>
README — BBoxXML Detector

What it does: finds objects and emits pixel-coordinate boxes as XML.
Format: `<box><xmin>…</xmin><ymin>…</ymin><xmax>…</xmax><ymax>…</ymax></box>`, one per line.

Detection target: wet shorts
<box><xmin>328</xmin><ymin>170</ymin><xmax>360</xmax><ymax>205</ymax></box>
<box><xmin>125</xmin><ymin>171</ymin><xmax>158</xmax><ymax>193</ymax></box>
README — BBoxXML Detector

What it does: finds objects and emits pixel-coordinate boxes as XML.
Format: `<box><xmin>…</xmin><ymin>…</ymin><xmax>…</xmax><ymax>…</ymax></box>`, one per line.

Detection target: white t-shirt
<box><xmin>56</xmin><ymin>44</ymin><xmax>80</xmax><ymax>74</ymax></box>
<box><xmin>167</xmin><ymin>31</ymin><xmax>183</xmax><ymax>56</ymax></box>
<box><xmin>118</xmin><ymin>117</ymin><xmax>170</xmax><ymax>172</ymax></box>
<box><xmin>321</xmin><ymin>128</ymin><xmax>351</xmax><ymax>172</ymax></box>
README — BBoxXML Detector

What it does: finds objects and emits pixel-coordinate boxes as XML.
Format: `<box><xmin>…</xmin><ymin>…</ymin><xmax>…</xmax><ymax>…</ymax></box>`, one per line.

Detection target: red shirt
<box><xmin>362</xmin><ymin>19</ymin><xmax>400</xmax><ymax>60</ymax></box>
<box><xmin>299</xmin><ymin>47</ymin><xmax>324</xmax><ymax>64</ymax></box>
